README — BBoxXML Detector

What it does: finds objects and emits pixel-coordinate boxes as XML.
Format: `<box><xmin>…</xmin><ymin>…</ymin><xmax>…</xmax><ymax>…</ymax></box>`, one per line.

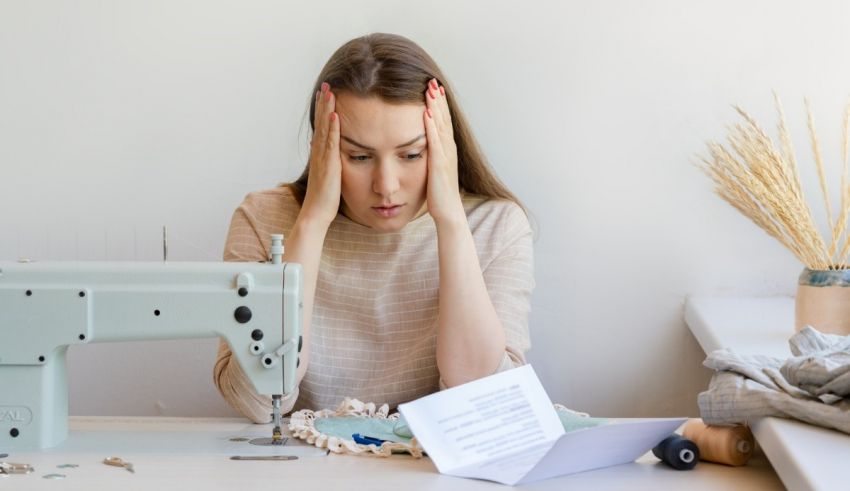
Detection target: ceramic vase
<box><xmin>795</xmin><ymin>268</ymin><xmax>850</xmax><ymax>335</ymax></box>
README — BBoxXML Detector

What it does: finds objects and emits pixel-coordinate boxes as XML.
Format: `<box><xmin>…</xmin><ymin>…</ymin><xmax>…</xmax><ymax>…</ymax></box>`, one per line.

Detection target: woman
<box><xmin>214</xmin><ymin>33</ymin><xmax>534</xmax><ymax>422</ymax></box>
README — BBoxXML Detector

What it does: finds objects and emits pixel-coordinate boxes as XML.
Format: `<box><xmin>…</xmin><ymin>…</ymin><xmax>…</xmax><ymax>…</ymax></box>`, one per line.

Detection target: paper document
<box><xmin>398</xmin><ymin>365</ymin><xmax>685</xmax><ymax>485</ymax></box>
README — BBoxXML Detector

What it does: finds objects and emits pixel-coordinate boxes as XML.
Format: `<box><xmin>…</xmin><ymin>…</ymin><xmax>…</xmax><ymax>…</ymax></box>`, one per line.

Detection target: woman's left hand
<box><xmin>424</xmin><ymin>78</ymin><xmax>465</xmax><ymax>226</ymax></box>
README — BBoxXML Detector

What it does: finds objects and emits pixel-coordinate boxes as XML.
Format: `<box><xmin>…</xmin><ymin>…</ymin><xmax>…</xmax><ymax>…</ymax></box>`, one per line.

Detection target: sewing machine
<box><xmin>0</xmin><ymin>235</ymin><xmax>302</xmax><ymax>450</ymax></box>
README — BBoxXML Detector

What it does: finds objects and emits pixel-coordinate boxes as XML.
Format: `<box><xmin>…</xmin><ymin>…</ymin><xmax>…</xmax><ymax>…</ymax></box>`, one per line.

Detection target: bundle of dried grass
<box><xmin>701</xmin><ymin>94</ymin><xmax>850</xmax><ymax>270</ymax></box>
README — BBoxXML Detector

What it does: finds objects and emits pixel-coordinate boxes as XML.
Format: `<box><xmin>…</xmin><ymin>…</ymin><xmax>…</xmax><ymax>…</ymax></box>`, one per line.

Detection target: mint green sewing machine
<box><xmin>0</xmin><ymin>235</ymin><xmax>302</xmax><ymax>450</ymax></box>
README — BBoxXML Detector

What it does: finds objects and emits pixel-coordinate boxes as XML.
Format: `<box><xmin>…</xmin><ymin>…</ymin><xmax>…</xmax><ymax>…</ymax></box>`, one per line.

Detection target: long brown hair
<box><xmin>287</xmin><ymin>33</ymin><xmax>524</xmax><ymax>212</ymax></box>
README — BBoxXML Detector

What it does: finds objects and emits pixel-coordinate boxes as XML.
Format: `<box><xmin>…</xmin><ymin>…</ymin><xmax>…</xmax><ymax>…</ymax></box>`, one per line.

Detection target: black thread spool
<box><xmin>652</xmin><ymin>435</ymin><xmax>699</xmax><ymax>470</ymax></box>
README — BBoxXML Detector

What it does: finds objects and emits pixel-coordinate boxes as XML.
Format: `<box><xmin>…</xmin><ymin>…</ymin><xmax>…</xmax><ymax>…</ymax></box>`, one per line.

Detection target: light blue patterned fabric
<box><xmin>314</xmin><ymin>416</ymin><xmax>412</xmax><ymax>444</ymax></box>
<box><xmin>312</xmin><ymin>409</ymin><xmax>610</xmax><ymax>444</ymax></box>
<box><xmin>557</xmin><ymin>411</ymin><xmax>610</xmax><ymax>432</ymax></box>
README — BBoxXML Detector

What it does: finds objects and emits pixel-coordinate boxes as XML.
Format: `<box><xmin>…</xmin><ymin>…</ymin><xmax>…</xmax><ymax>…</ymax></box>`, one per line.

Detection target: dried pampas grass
<box><xmin>701</xmin><ymin>94</ymin><xmax>850</xmax><ymax>270</ymax></box>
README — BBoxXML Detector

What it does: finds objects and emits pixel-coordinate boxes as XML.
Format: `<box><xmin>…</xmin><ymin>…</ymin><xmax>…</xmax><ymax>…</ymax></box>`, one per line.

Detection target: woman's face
<box><xmin>335</xmin><ymin>92</ymin><xmax>429</xmax><ymax>232</ymax></box>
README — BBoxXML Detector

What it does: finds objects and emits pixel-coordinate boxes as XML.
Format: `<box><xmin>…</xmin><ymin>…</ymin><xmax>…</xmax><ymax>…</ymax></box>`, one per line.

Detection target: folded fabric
<box><xmin>288</xmin><ymin>398</ymin><xmax>424</xmax><ymax>457</ymax></box>
<box><xmin>698</xmin><ymin>326</ymin><xmax>850</xmax><ymax>434</ymax></box>
<box><xmin>781</xmin><ymin>326</ymin><xmax>850</xmax><ymax>403</ymax></box>
<box><xmin>288</xmin><ymin>398</ymin><xmax>607</xmax><ymax>457</ymax></box>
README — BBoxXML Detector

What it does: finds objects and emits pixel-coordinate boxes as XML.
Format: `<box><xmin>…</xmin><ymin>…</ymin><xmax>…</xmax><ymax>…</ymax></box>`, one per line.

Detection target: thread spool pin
<box><xmin>270</xmin><ymin>234</ymin><xmax>284</xmax><ymax>264</ymax></box>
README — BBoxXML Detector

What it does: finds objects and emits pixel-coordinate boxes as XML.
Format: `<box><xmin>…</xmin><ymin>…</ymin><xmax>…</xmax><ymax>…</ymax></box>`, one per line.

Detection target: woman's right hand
<box><xmin>300</xmin><ymin>82</ymin><xmax>341</xmax><ymax>227</ymax></box>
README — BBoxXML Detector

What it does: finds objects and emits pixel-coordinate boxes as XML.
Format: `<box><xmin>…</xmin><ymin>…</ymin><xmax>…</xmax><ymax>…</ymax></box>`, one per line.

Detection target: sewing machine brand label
<box><xmin>0</xmin><ymin>406</ymin><xmax>32</xmax><ymax>425</ymax></box>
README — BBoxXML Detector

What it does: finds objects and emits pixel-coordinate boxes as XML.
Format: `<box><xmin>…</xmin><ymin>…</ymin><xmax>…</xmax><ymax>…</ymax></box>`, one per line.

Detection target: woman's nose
<box><xmin>372</xmin><ymin>162</ymin><xmax>400</xmax><ymax>197</ymax></box>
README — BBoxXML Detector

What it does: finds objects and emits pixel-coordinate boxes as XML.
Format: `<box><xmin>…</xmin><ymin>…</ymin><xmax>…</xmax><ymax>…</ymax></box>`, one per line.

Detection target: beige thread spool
<box><xmin>682</xmin><ymin>419</ymin><xmax>754</xmax><ymax>466</ymax></box>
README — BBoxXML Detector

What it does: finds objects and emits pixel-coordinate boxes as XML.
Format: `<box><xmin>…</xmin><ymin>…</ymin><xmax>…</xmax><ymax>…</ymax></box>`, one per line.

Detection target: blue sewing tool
<box><xmin>352</xmin><ymin>433</ymin><xmax>387</xmax><ymax>446</ymax></box>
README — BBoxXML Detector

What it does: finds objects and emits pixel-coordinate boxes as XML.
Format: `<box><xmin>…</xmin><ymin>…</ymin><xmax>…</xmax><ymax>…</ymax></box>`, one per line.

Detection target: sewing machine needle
<box><xmin>271</xmin><ymin>394</ymin><xmax>283</xmax><ymax>443</ymax></box>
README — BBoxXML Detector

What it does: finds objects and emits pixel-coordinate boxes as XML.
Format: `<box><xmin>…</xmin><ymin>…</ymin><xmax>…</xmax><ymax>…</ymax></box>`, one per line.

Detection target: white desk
<box><xmin>1</xmin><ymin>416</ymin><xmax>783</xmax><ymax>490</ymax></box>
<box><xmin>685</xmin><ymin>296</ymin><xmax>850</xmax><ymax>491</ymax></box>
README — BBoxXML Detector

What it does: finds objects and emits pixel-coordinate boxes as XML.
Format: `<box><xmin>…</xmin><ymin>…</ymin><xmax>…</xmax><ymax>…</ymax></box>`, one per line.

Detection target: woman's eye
<box><xmin>405</xmin><ymin>153</ymin><xmax>423</xmax><ymax>161</ymax></box>
<box><xmin>349</xmin><ymin>155</ymin><xmax>370</xmax><ymax>162</ymax></box>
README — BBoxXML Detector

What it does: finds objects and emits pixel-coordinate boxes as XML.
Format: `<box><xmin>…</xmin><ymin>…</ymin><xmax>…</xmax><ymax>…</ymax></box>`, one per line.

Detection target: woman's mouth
<box><xmin>372</xmin><ymin>204</ymin><xmax>404</xmax><ymax>218</ymax></box>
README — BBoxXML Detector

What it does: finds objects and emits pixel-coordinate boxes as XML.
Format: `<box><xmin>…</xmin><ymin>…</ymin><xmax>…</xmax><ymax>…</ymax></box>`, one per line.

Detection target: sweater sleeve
<box><xmin>438</xmin><ymin>203</ymin><xmax>534</xmax><ymax>390</ymax></box>
<box><xmin>212</xmin><ymin>198</ymin><xmax>299</xmax><ymax>422</ymax></box>
<box><xmin>484</xmin><ymin>204</ymin><xmax>534</xmax><ymax>372</ymax></box>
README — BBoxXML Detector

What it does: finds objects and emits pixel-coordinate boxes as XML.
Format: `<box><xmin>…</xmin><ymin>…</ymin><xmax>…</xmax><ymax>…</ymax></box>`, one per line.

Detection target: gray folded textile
<box><xmin>698</xmin><ymin>326</ymin><xmax>850</xmax><ymax>434</ymax></box>
<box><xmin>781</xmin><ymin>327</ymin><xmax>850</xmax><ymax>403</ymax></box>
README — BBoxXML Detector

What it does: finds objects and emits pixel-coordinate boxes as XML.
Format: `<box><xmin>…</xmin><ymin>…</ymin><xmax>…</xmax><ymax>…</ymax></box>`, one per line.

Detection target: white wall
<box><xmin>2</xmin><ymin>0</ymin><xmax>846</xmax><ymax>418</ymax></box>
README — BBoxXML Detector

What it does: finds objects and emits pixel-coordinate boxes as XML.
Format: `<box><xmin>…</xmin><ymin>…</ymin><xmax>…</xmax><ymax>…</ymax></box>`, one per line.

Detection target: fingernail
<box><xmin>321</xmin><ymin>82</ymin><xmax>329</xmax><ymax>93</ymax></box>
<box><xmin>439</xmin><ymin>86</ymin><xmax>445</xmax><ymax>96</ymax></box>
<box><xmin>325</xmin><ymin>90</ymin><xmax>332</xmax><ymax>101</ymax></box>
<box><xmin>430</xmin><ymin>79</ymin><xmax>438</xmax><ymax>89</ymax></box>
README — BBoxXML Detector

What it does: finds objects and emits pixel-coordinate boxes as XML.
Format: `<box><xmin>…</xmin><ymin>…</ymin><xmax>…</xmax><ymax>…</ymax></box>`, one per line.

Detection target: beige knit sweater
<box><xmin>213</xmin><ymin>186</ymin><xmax>534</xmax><ymax>423</ymax></box>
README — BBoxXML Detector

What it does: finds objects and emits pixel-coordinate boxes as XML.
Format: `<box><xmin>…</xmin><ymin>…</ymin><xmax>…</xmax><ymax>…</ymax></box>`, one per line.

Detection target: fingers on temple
<box><xmin>316</xmin><ymin>83</ymin><xmax>335</xmax><ymax>143</ymax></box>
<box><xmin>426</xmin><ymin>78</ymin><xmax>452</xmax><ymax>133</ymax></box>
<box><xmin>313</xmin><ymin>90</ymin><xmax>324</xmax><ymax>144</ymax></box>
<box><xmin>436</xmin><ymin>84</ymin><xmax>451</xmax><ymax>129</ymax></box>
<box><xmin>424</xmin><ymin>107</ymin><xmax>443</xmax><ymax>156</ymax></box>
<box><xmin>425</xmin><ymin>81</ymin><xmax>442</xmax><ymax>130</ymax></box>
<box><xmin>326</xmin><ymin>111</ymin><xmax>340</xmax><ymax>155</ymax></box>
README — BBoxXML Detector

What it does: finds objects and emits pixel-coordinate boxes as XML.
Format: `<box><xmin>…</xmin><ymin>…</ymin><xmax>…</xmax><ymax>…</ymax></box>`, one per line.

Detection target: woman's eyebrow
<box><xmin>341</xmin><ymin>134</ymin><xmax>425</xmax><ymax>151</ymax></box>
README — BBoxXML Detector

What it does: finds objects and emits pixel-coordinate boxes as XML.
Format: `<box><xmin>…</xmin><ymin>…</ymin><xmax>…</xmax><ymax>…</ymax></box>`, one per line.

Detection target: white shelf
<box><xmin>686</xmin><ymin>296</ymin><xmax>850</xmax><ymax>491</ymax></box>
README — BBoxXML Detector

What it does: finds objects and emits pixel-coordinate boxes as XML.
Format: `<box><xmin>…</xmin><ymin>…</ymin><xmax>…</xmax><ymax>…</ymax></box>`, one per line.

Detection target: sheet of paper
<box><xmin>399</xmin><ymin>365</ymin><xmax>687</xmax><ymax>486</ymax></box>
<box><xmin>518</xmin><ymin>418</ymin><xmax>686</xmax><ymax>485</ymax></box>
<box><xmin>398</xmin><ymin>365</ymin><xmax>564</xmax><ymax>485</ymax></box>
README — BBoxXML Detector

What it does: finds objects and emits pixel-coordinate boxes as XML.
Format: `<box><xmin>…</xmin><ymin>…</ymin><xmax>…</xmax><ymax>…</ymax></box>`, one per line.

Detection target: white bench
<box><xmin>685</xmin><ymin>296</ymin><xmax>850</xmax><ymax>491</ymax></box>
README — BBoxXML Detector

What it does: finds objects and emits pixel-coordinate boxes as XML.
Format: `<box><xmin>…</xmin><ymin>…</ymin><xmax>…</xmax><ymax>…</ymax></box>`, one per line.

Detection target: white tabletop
<box><xmin>0</xmin><ymin>416</ymin><xmax>784</xmax><ymax>490</ymax></box>
<box><xmin>685</xmin><ymin>296</ymin><xmax>850</xmax><ymax>491</ymax></box>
